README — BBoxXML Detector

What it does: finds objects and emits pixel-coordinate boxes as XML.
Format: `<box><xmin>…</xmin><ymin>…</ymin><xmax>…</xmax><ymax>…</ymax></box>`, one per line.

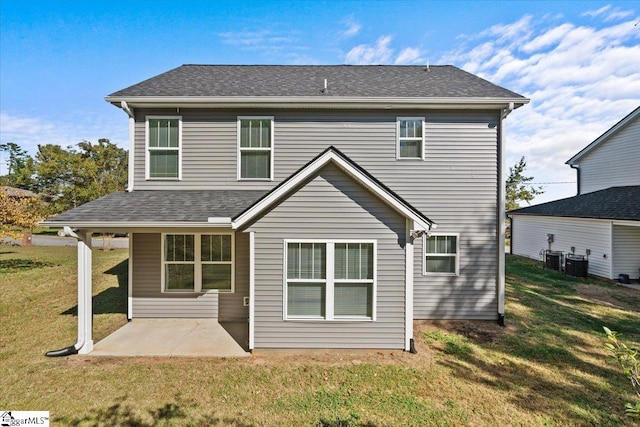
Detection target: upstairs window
<box><xmin>238</xmin><ymin>117</ymin><xmax>273</xmax><ymax>180</ymax></box>
<box><xmin>147</xmin><ymin>117</ymin><xmax>181</xmax><ymax>179</ymax></box>
<box><xmin>424</xmin><ymin>234</ymin><xmax>459</xmax><ymax>275</ymax></box>
<box><xmin>397</xmin><ymin>118</ymin><xmax>425</xmax><ymax>160</ymax></box>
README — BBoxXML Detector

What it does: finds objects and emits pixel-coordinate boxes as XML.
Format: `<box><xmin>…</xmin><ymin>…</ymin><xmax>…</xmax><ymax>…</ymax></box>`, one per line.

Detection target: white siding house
<box><xmin>510</xmin><ymin>106</ymin><xmax>640</xmax><ymax>281</ymax></box>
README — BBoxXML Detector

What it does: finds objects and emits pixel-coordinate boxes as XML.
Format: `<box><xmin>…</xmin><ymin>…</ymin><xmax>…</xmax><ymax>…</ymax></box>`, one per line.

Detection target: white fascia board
<box><xmin>232</xmin><ymin>150</ymin><xmax>434</xmax><ymax>231</ymax></box>
<box><xmin>106</xmin><ymin>96</ymin><xmax>529</xmax><ymax>110</ymax></box>
<box><xmin>612</xmin><ymin>220</ymin><xmax>640</xmax><ymax>227</ymax></box>
<box><xmin>40</xmin><ymin>220</ymin><xmax>232</xmax><ymax>229</ymax></box>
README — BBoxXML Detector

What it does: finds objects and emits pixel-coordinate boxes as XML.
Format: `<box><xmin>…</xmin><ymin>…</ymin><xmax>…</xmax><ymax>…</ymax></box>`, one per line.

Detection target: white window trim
<box><xmin>161</xmin><ymin>232</ymin><xmax>235</xmax><ymax>293</ymax></box>
<box><xmin>145</xmin><ymin>115</ymin><xmax>182</xmax><ymax>180</ymax></box>
<box><xmin>423</xmin><ymin>233</ymin><xmax>460</xmax><ymax>276</ymax></box>
<box><xmin>396</xmin><ymin>117</ymin><xmax>425</xmax><ymax>160</ymax></box>
<box><xmin>237</xmin><ymin>116</ymin><xmax>274</xmax><ymax>181</ymax></box>
<box><xmin>283</xmin><ymin>239</ymin><xmax>377</xmax><ymax>322</ymax></box>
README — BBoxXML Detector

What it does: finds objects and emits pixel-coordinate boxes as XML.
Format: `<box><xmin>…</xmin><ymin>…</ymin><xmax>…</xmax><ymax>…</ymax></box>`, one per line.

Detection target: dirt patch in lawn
<box><xmin>575</xmin><ymin>283</ymin><xmax>640</xmax><ymax>312</ymax></box>
<box><xmin>421</xmin><ymin>319</ymin><xmax>513</xmax><ymax>344</ymax></box>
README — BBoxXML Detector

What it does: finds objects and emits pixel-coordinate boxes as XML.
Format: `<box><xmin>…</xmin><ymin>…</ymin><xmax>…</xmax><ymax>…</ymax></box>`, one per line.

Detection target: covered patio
<box><xmin>91</xmin><ymin>319</ymin><xmax>250</xmax><ymax>357</ymax></box>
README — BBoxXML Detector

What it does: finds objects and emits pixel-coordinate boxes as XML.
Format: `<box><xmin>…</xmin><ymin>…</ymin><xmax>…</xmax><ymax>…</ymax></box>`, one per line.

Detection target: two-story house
<box><xmin>510</xmin><ymin>106</ymin><xmax>640</xmax><ymax>280</ymax></box>
<box><xmin>43</xmin><ymin>65</ymin><xmax>528</xmax><ymax>355</ymax></box>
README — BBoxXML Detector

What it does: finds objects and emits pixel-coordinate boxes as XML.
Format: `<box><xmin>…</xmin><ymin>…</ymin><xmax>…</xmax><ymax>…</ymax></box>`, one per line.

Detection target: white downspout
<box><xmin>45</xmin><ymin>226</ymin><xmax>94</xmax><ymax>356</ymax></box>
<box><xmin>405</xmin><ymin>220</ymin><xmax>415</xmax><ymax>352</ymax></box>
<box><xmin>497</xmin><ymin>103</ymin><xmax>513</xmax><ymax>325</ymax></box>
<box><xmin>249</xmin><ymin>231</ymin><xmax>255</xmax><ymax>351</ymax></box>
<box><xmin>121</xmin><ymin>101</ymin><xmax>135</xmax><ymax>193</ymax></box>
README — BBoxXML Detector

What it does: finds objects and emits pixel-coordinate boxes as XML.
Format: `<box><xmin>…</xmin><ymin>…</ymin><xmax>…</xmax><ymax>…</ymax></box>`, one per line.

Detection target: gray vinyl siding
<box><xmin>612</xmin><ymin>225</ymin><xmax>640</xmax><ymax>280</ymax></box>
<box><xmin>246</xmin><ymin>163</ymin><xmax>407</xmax><ymax>349</ymax></box>
<box><xmin>132</xmin><ymin>109</ymin><xmax>501</xmax><ymax>320</ymax></box>
<box><xmin>412</xmin><ymin>117</ymin><xmax>499</xmax><ymax>319</ymax></box>
<box><xmin>578</xmin><ymin>116</ymin><xmax>640</xmax><ymax>194</ymax></box>
<box><xmin>135</xmin><ymin>110</ymin><xmax>499</xmax><ymax>319</ymax></box>
<box><xmin>131</xmin><ymin>232</ymin><xmax>249</xmax><ymax>319</ymax></box>
<box><xmin>511</xmin><ymin>216</ymin><xmax>612</xmax><ymax>278</ymax></box>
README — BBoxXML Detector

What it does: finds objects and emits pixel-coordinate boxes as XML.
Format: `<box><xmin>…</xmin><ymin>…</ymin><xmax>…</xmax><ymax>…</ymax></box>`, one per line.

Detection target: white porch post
<box><xmin>77</xmin><ymin>231</ymin><xmax>94</xmax><ymax>354</ymax></box>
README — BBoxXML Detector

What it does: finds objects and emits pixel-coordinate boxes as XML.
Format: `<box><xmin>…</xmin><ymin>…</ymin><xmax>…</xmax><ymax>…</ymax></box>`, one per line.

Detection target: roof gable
<box><xmin>566</xmin><ymin>105</ymin><xmax>640</xmax><ymax>165</ymax></box>
<box><xmin>229</xmin><ymin>147</ymin><xmax>436</xmax><ymax>231</ymax></box>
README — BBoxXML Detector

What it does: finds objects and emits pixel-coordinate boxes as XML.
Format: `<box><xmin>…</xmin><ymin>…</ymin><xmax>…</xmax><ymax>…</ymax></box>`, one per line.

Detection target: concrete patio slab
<box><xmin>90</xmin><ymin>319</ymin><xmax>250</xmax><ymax>357</ymax></box>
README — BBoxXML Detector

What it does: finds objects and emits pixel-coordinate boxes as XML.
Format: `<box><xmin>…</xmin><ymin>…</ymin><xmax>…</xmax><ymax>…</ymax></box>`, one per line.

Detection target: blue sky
<box><xmin>1</xmin><ymin>0</ymin><xmax>639</xmax><ymax>204</ymax></box>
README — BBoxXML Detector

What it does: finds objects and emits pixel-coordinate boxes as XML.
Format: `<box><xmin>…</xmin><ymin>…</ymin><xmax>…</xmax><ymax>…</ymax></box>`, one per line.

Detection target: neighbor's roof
<box><xmin>1</xmin><ymin>186</ymin><xmax>36</xmax><ymax>198</ymax></box>
<box><xmin>42</xmin><ymin>190</ymin><xmax>268</xmax><ymax>228</ymax></box>
<box><xmin>106</xmin><ymin>65</ymin><xmax>528</xmax><ymax>108</ymax></box>
<box><xmin>566</xmin><ymin>105</ymin><xmax>640</xmax><ymax>165</ymax></box>
<box><xmin>508</xmin><ymin>186</ymin><xmax>640</xmax><ymax>222</ymax></box>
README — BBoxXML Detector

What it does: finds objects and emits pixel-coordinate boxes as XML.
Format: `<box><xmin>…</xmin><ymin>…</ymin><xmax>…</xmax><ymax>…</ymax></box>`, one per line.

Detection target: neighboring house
<box><xmin>509</xmin><ymin>106</ymin><xmax>640</xmax><ymax>280</ymax></box>
<box><xmin>43</xmin><ymin>65</ymin><xmax>528</xmax><ymax>353</ymax></box>
<box><xmin>1</xmin><ymin>186</ymin><xmax>36</xmax><ymax>198</ymax></box>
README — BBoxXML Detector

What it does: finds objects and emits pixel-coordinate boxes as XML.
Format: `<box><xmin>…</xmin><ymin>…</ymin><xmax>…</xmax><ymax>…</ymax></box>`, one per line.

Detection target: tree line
<box><xmin>1</xmin><ymin>140</ymin><xmax>127</xmax><ymax>237</ymax></box>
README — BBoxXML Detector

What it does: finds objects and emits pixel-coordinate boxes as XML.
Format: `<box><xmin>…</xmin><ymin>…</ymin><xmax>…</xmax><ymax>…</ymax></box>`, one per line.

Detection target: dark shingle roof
<box><xmin>508</xmin><ymin>186</ymin><xmax>640</xmax><ymax>221</ymax></box>
<box><xmin>108</xmin><ymin>65</ymin><xmax>526</xmax><ymax>99</ymax></box>
<box><xmin>44</xmin><ymin>190</ymin><xmax>268</xmax><ymax>224</ymax></box>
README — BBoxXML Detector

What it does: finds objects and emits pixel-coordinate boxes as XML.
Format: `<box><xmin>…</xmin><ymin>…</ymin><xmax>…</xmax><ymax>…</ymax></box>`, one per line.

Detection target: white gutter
<box><xmin>41</xmin><ymin>219</ymin><xmax>232</xmax><ymax>228</ymax></box>
<box><xmin>106</xmin><ymin>96</ymin><xmax>529</xmax><ymax>110</ymax></box>
<box><xmin>121</xmin><ymin>101</ymin><xmax>135</xmax><ymax>192</ymax></box>
<box><xmin>497</xmin><ymin>103</ymin><xmax>514</xmax><ymax>325</ymax></box>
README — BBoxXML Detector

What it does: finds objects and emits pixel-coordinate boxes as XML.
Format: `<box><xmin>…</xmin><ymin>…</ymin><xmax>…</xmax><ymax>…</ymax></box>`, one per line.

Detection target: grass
<box><xmin>0</xmin><ymin>246</ymin><xmax>638</xmax><ymax>426</ymax></box>
<box><xmin>32</xmin><ymin>226</ymin><xmax>61</xmax><ymax>236</ymax></box>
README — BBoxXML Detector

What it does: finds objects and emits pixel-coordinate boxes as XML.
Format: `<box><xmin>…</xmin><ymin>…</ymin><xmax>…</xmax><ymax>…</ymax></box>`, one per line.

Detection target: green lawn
<box><xmin>0</xmin><ymin>245</ymin><xmax>638</xmax><ymax>426</ymax></box>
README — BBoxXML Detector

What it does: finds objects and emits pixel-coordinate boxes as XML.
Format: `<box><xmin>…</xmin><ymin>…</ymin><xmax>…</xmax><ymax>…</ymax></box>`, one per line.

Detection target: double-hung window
<box><xmin>163</xmin><ymin>233</ymin><xmax>234</xmax><ymax>292</ymax></box>
<box><xmin>147</xmin><ymin>116</ymin><xmax>181</xmax><ymax>179</ymax></box>
<box><xmin>334</xmin><ymin>243</ymin><xmax>374</xmax><ymax>318</ymax></box>
<box><xmin>238</xmin><ymin>117</ymin><xmax>273</xmax><ymax>180</ymax></box>
<box><xmin>285</xmin><ymin>241</ymin><xmax>376</xmax><ymax>320</ymax></box>
<box><xmin>397</xmin><ymin>117</ymin><xmax>425</xmax><ymax>160</ymax></box>
<box><xmin>424</xmin><ymin>234</ymin><xmax>459</xmax><ymax>275</ymax></box>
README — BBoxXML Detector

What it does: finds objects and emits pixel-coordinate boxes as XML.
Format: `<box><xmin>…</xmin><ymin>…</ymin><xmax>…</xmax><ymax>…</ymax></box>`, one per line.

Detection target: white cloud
<box><xmin>0</xmin><ymin>111</ymin><xmax>128</xmax><ymax>157</ymax></box>
<box><xmin>345</xmin><ymin>36</ymin><xmax>394</xmax><ymax>64</ymax></box>
<box><xmin>345</xmin><ymin>36</ymin><xmax>425</xmax><ymax>65</ymax></box>
<box><xmin>341</xmin><ymin>17</ymin><xmax>361</xmax><ymax>37</ymax></box>
<box><xmin>480</xmin><ymin>15</ymin><xmax>534</xmax><ymax>44</ymax></box>
<box><xmin>582</xmin><ymin>4</ymin><xmax>634</xmax><ymax>21</ymax></box>
<box><xmin>440</xmin><ymin>12</ymin><xmax>640</xmax><ymax>204</ymax></box>
<box><xmin>582</xmin><ymin>5</ymin><xmax>611</xmax><ymax>18</ymax></box>
<box><xmin>394</xmin><ymin>47</ymin><xmax>423</xmax><ymax>65</ymax></box>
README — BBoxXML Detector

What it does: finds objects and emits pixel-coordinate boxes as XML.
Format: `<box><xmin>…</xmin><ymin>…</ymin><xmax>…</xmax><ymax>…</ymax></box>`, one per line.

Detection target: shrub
<box><xmin>603</xmin><ymin>326</ymin><xmax>640</xmax><ymax>419</ymax></box>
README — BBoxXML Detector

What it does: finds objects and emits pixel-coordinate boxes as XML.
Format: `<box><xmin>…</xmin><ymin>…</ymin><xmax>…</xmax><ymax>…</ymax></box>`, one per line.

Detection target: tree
<box><xmin>33</xmin><ymin>139</ymin><xmax>128</xmax><ymax>213</ymax></box>
<box><xmin>506</xmin><ymin>156</ymin><xmax>544</xmax><ymax>211</ymax></box>
<box><xmin>0</xmin><ymin>142</ymin><xmax>37</xmax><ymax>189</ymax></box>
<box><xmin>0</xmin><ymin>192</ymin><xmax>45</xmax><ymax>240</ymax></box>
